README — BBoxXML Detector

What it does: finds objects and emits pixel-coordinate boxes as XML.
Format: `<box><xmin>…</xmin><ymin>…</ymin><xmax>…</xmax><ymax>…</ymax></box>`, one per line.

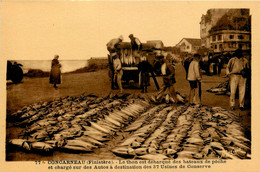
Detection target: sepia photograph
<box><xmin>1</xmin><ymin>1</ymin><xmax>260</xmax><ymax>171</ymax></box>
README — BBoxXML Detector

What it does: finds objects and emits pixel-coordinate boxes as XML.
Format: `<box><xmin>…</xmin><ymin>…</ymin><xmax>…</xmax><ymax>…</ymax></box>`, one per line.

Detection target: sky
<box><xmin>1</xmin><ymin>1</ymin><xmax>258</xmax><ymax>71</ymax></box>
<box><xmin>1</xmin><ymin>1</ymin><xmax>214</xmax><ymax>61</ymax></box>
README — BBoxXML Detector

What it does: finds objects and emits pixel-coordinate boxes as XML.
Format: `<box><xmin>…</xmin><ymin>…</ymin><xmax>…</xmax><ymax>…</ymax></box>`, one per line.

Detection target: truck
<box><xmin>108</xmin><ymin>41</ymin><xmax>164</xmax><ymax>90</ymax></box>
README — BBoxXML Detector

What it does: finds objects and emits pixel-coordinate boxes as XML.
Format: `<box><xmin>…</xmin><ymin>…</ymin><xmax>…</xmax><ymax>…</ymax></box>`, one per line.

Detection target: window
<box><xmin>214</xmin><ymin>45</ymin><xmax>217</xmax><ymax>49</ymax></box>
<box><xmin>229</xmin><ymin>35</ymin><xmax>234</xmax><ymax>39</ymax></box>
<box><xmin>212</xmin><ymin>36</ymin><xmax>216</xmax><ymax>42</ymax></box>
<box><xmin>219</xmin><ymin>44</ymin><xmax>223</xmax><ymax>49</ymax></box>
<box><xmin>218</xmin><ymin>35</ymin><xmax>222</xmax><ymax>41</ymax></box>
<box><xmin>187</xmin><ymin>46</ymin><xmax>190</xmax><ymax>49</ymax></box>
<box><xmin>239</xmin><ymin>44</ymin><xmax>243</xmax><ymax>49</ymax></box>
<box><xmin>238</xmin><ymin>35</ymin><xmax>244</xmax><ymax>39</ymax></box>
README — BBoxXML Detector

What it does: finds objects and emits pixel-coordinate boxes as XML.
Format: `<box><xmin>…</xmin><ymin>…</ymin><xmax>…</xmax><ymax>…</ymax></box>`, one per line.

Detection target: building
<box><xmin>176</xmin><ymin>38</ymin><xmax>201</xmax><ymax>54</ymax></box>
<box><xmin>200</xmin><ymin>9</ymin><xmax>251</xmax><ymax>53</ymax></box>
<box><xmin>200</xmin><ymin>9</ymin><xmax>229</xmax><ymax>48</ymax></box>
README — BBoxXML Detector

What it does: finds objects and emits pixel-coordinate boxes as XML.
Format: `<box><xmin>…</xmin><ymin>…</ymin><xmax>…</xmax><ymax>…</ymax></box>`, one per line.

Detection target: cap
<box><xmin>235</xmin><ymin>48</ymin><xmax>242</xmax><ymax>57</ymax></box>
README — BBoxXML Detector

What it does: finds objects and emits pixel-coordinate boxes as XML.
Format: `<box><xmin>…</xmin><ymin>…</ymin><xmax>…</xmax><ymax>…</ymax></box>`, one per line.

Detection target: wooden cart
<box><xmin>108</xmin><ymin>42</ymin><xmax>163</xmax><ymax>90</ymax></box>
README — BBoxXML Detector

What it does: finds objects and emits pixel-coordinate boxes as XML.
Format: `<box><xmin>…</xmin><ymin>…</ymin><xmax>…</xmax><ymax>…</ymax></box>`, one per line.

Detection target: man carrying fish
<box><xmin>226</xmin><ymin>49</ymin><xmax>249</xmax><ymax>110</ymax></box>
<box><xmin>187</xmin><ymin>54</ymin><xmax>202</xmax><ymax>105</ymax></box>
<box><xmin>107</xmin><ymin>35</ymin><xmax>123</xmax><ymax>89</ymax></box>
<box><xmin>106</xmin><ymin>35</ymin><xmax>124</xmax><ymax>54</ymax></box>
<box><xmin>156</xmin><ymin>55</ymin><xmax>179</xmax><ymax>103</ymax></box>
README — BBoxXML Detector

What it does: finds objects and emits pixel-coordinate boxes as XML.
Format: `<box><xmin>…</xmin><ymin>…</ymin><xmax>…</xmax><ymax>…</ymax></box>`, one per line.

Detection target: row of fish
<box><xmin>8</xmin><ymin>93</ymin><xmax>150</xmax><ymax>153</ymax></box>
<box><xmin>8</xmin><ymin>93</ymin><xmax>250</xmax><ymax>159</ymax></box>
<box><xmin>120</xmin><ymin>49</ymin><xmax>137</xmax><ymax>66</ymax></box>
<box><xmin>150</xmin><ymin>92</ymin><xmax>186</xmax><ymax>104</ymax></box>
<box><xmin>111</xmin><ymin>104</ymin><xmax>251</xmax><ymax>160</ymax></box>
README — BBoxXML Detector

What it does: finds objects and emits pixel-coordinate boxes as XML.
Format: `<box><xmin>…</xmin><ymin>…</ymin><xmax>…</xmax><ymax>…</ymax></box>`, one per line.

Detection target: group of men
<box><xmin>184</xmin><ymin>48</ymin><xmax>250</xmax><ymax>110</ymax></box>
<box><xmin>107</xmin><ymin>35</ymin><xmax>250</xmax><ymax>110</ymax></box>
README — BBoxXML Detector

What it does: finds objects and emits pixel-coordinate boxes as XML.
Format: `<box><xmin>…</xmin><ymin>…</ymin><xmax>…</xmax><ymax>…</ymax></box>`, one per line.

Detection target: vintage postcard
<box><xmin>1</xmin><ymin>1</ymin><xmax>260</xmax><ymax>171</ymax></box>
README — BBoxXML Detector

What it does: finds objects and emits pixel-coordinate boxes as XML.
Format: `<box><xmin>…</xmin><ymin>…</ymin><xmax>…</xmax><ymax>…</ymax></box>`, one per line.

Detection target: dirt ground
<box><xmin>6</xmin><ymin>64</ymin><xmax>251</xmax><ymax>161</ymax></box>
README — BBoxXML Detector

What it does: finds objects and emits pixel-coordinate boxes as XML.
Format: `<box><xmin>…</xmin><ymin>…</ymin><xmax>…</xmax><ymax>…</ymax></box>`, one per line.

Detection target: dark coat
<box><xmin>49</xmin><ymin>59</ymin><xmax>61</xmax><ymax>84</ymax></box>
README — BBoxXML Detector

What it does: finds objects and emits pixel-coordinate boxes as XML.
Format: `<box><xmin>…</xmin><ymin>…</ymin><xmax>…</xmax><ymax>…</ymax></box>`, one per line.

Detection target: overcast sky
<box><xmin>1</xmin><ymin>1</ymin><xmax>258</xmax><ymax>61</ymax></box>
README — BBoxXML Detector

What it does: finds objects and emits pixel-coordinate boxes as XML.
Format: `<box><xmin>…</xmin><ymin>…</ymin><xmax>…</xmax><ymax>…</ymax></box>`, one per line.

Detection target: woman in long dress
<box><xmin>49</xmin><ymin>55</ymin><xmax>61</xmax><ymax>88</ymax></box>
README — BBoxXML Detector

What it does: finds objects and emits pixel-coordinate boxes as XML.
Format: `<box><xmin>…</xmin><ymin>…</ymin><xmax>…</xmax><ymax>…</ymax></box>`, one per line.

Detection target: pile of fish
<box><xmin>8</xmin><ymin>93</ymin><xmax>250</xmax><ymax>160</ymax></box>
<box><xmin>111</xmin><ymin>104</ymin><xmax>251</xmax><ymax>160</ymax></box>
<box><xmin>119</xmin><ymin>49</ymin><xmax>137</xmax><ymax>66</ymax></box>
<box><xmin>207</xmin><ymin>80</ymin><xmax>230</xmax><ymax>96</ymax></box>
<box><xmin>8</xmin><ymin>93</ymin><xmax>150</xmax><ymax>153</ymax></box>
<box><xmin>150</xmin><ymin>92</ymin><xmax>186</xmax><ymax>104</ymax></box>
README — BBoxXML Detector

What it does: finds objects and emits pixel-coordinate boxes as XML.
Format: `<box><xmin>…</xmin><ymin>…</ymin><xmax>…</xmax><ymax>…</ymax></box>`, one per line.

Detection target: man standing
<box><xmin>226</xmin><ymin>49</ymin><xmax>249</xmax><ymax>110</ymax></box>
<box><xmin>156</xmin><ymin>56</ymin><xmax>178</xmax><ymax>103</ymax></box>
<box><xmin>107</xmin><ymin>35</ymin><xmax>123</xmax><ymax>89</ymax></box>
<box><xmin>113</xmin><ymin>54</ymin><xmax>123</xmax><ymax>93</ymax></box>
<box><xmin>129</xmin><ymin>34</ymin><xmax>142</xmax><ymax>57</ymax></box>
<box><xmin>138</xmin><ymin>55</ymin><xmax>153</xmax><ymax>93</ymax></box>
<box><xmin>187</xmin><ymin>54</ymin><xmax>202</xmax><ymax>105</ymax></box>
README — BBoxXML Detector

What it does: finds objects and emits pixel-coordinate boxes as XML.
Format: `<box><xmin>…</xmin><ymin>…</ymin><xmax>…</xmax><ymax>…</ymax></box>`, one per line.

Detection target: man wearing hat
<box><xmin>226</xmin><ymin>49</ymin><xmax>249</xmax><ymax>110</ymax></box>
<box><xmin>129</xmin><ymin>34</ymin><xmax>142</xmax><ymax>57</ymax></box>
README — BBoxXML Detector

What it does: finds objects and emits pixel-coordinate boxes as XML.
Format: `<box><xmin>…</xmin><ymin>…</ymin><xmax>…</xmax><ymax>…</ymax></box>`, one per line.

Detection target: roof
<box><xmin>177</xmin><ymin>38</ymin><xmax>201</xmax><ymax>47</ymax></box>
<box><xmin>209</xmin><ymin>9</ymin><xmax>251</xmax><ymax>33</ymax></box>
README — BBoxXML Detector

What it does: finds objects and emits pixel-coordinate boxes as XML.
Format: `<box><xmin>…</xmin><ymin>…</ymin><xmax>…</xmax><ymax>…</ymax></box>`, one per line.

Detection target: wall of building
<box><xmin>200</xmin><ymin>9</ymin><xmax>228</xmax><ymax>47</ymax></box>
<box><xmin>177</xmin><ymin>39</ymin><xmax>192</xmax><ymax>53</ymax></box>
<box><xmin>209</xmin><ymin>30</ymin><xmax>250</xmax><ymax>52</ymax></box>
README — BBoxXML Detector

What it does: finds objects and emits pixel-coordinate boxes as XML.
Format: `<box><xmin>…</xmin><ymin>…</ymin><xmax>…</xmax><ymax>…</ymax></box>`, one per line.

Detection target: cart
<box><xmin>108</xmin><ymin>42</ymin><xmax>163</xmax><ymax>90</ymax></box>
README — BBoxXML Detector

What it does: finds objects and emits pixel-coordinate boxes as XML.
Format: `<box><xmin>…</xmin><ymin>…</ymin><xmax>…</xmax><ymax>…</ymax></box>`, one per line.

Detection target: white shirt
<box><xmin>187</xmin><ymin>60</ymin><xmax>201</xmax><ymax>81</ymax></box>
<box><xmin>226</xmin><ymin>57</ymin><xmax>248</xmax><ymax>75</ymax></box>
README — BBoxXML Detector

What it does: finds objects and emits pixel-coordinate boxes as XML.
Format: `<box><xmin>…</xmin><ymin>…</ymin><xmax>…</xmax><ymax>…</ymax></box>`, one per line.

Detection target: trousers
<box><xmin>229</xmin><ymin>74</ymin><xmax>247</xmax><ymax>107</ymax></box>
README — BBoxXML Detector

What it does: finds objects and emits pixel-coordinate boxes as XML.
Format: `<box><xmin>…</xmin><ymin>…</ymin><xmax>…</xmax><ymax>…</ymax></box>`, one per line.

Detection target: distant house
<box><xmin>176</xmin><ymin>38</ymin><xmax>201</xmax><ymax>53</ymax></box>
